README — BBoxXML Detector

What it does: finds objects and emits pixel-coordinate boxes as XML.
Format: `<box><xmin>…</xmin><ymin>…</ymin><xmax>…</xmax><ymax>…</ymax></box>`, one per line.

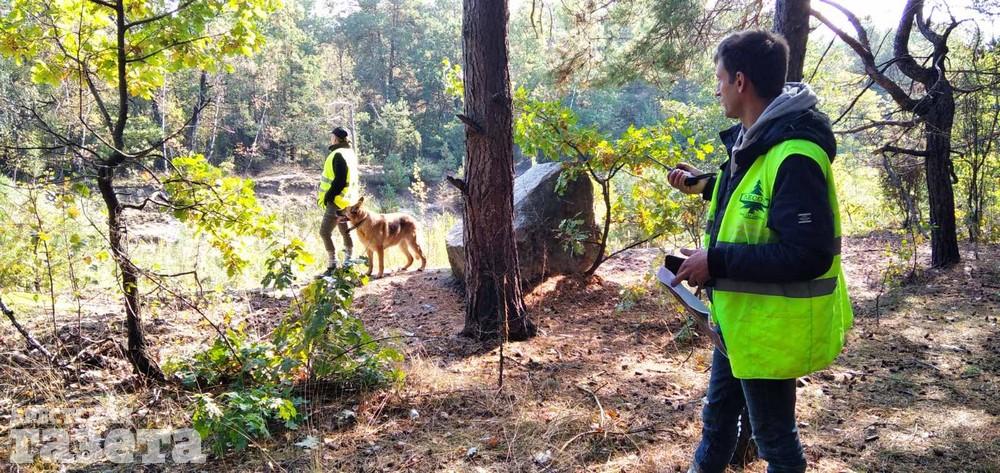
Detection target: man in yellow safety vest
<box><xmin>669</xmin><ymin>30</ymin><xmax>853</xmax><ymax>473</ymax></box>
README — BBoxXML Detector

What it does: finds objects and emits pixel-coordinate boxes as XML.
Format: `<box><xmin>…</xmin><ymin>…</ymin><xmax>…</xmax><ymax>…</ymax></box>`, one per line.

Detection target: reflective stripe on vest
<box><xmin>317</xmin><ymin>147</ymin><xmax>359</xmax><ymax>209</ymax></box>
<box><xmin>706</xmin><ymin>139</ymin><xmax>854</xmax><ymax>380</ymax></box>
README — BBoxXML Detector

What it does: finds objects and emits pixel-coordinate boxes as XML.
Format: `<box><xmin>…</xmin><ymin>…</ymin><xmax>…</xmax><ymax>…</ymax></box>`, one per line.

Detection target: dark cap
<box><xmin>332</xmin><ymin>127</ymin><xmax>350</xmax><ymax>139</ymax></box>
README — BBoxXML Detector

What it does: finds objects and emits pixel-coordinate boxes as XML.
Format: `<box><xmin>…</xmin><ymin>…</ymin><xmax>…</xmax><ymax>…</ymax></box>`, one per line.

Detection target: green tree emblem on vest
<box><xmin>739</xmin><ymin>180</ymin><xmax>770</xmax><ymax>219</ymax></box>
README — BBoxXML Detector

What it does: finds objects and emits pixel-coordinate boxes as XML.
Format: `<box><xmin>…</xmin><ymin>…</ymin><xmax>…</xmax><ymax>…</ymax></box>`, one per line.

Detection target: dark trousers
<box><xmin>319</xmin><ymin>205</ymin><xmax>352</xmax><ymax>267</ymax></box>
<box><xmin>692</xmin><ymin>347</ymin><xmax>807</xmax><ymax>473</ymax></box>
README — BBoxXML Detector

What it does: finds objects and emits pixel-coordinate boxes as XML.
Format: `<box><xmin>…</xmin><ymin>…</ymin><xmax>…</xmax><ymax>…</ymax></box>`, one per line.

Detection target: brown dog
<box><xmin>342</xmin><ymin>196</ymin><xmax>426</xmax><ymax>278</ymax></box>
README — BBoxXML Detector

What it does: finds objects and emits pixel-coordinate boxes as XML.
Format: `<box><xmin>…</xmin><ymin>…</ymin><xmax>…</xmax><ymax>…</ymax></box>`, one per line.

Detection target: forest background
<box><xmin>0</xmin><ymin>0</ymin><xmax>998</xmax><ymax>470</ymax></box>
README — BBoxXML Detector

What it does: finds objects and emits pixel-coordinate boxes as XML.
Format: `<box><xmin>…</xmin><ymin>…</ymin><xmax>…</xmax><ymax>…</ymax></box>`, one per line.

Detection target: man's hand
<box><xmin>671</xmin><ymin>248</ymin><xmax>711</xmax><ymax>288</ymax></box>
<box><xmin>668</xmin><ymin>162</ymin><xmax>708</xmax><ymax>195</ymax></box>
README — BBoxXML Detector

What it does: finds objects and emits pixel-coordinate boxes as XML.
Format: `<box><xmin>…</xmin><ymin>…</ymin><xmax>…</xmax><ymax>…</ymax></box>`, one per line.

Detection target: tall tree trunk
<box><xmin>924</xmin><ymin>92</ymin><xmax>960</xmax><ymax>266</ymax></box>
<box><xmin>459</xmin><ymin>0</ymin><xmax>535</xmax><ymax>341</ymax></box>
<box><xmin>150</xmin><ymin>97</ymin><xmax>167</xmax><ymax>171</ymax></box>
<box><xmin>387</xmin><ymin>2</ymin><xmax>397</xmax><ymax>102</ymax></box>
<box><xmin>97</xmin><ymin>165</ymin><xmax>164</xmax><ymax>380</ymax></box>
<box><xmin>109</xmin><ymin>0</ymin><xmax>163</xmax><ymax>380</ymax></box>
<box><xmin>184</xmin><ymin>70</ymin><xmax>209</xmax><ymax>152</ymax></box>
<box><xmin>774</xmin><ymin>0</ymin><xmax>810</xmax><ymax>82</ymax></box>
<box><xmin>207</xmin><ymin>78</ymin><xmax>223</xmax><ymax>163</ymax></box>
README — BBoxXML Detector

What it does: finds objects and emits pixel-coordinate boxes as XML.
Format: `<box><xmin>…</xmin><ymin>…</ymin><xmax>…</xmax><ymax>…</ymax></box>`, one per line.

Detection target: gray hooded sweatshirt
<box><xmin>730</xmin><ymin>82</ymin><xmax>819</xmax><ymax>173</ymax></box>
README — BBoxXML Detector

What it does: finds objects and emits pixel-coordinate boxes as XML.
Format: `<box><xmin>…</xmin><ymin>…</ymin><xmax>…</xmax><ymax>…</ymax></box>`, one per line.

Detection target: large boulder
<box><xmin>446</xmin><ymin>162</ymin><xmax>600</xmax><ymax>288</ymax></box>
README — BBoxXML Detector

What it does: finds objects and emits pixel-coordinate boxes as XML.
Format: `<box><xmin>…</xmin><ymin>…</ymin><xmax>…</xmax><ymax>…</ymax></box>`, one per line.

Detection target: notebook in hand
<box><xmin>655</xmin><ymin>265</ymin><xmax>727</xmax><ymax>356</ymax></box>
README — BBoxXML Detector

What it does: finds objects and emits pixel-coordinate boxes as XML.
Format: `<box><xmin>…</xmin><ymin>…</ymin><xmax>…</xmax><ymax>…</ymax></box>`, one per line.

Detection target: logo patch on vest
<box><xmin>739</xmin><ymin>180</ymin><xmax>770</xmax><ymax>219</ymax></box>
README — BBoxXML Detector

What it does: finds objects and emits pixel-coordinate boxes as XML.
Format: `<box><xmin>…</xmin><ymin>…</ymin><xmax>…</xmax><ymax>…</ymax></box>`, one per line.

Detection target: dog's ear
<box><xmin>354</xmin><ymin>196</ymin><xmax>365</xmax><ymax>209</ymax></box>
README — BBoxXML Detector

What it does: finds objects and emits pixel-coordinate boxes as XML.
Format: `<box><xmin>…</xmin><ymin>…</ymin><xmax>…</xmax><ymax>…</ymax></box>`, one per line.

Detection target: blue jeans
<box><xmin>692</xmin><ymin>347</ymin><xmax>807</xmax><ymax>473</ymax></box>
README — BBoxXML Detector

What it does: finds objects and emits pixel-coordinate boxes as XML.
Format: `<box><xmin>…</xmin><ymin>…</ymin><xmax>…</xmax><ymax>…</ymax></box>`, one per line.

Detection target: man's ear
<box><xmin>734</xmin><ymin>71</ymin><xmax>745</xmax><ymax>93</ymax></box>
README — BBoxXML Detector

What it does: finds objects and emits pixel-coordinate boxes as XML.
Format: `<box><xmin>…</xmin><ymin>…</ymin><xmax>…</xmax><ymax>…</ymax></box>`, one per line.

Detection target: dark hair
<box><xmin>332</xmin><ymin>126</ymin><xmax>350</xmax><ymax>139</ymax></box>
<box><xmin>714</xmin><ymin>30</ymin><xmax>789</xmax><ymax>99</ymax></box>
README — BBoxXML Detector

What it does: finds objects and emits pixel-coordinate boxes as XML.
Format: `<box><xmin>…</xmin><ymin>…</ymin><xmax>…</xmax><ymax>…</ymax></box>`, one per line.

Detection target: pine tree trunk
<box><xmin>924</xmin><ymin>94</ymin><xmax>961</xmax><ymax>267</ymax></box>
<box><xmin>459</xmin><ymin>0</ymin><xmax>535</xmax><ymax>341</ymax></box>
<box><xmin>774</xmin><ymin>0</ymin><xmax>810</xmax><ymax>82</ymax></box>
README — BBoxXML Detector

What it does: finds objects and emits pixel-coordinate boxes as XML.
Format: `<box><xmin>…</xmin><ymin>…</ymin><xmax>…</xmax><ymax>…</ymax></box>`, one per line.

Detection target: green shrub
<box><xmin>383</xmin><ymin>153</ymin><xmax>411</xmax><ymax>192</ymax></box>
<box><xmin>192</xmin><ymin>386</ymin><xmax>302</xmax><ymax>454</ymax></box>
<box><xmin>165</xmin><ymin>265</ymin><xmax>403</xmax><ymax>455</ymax></box>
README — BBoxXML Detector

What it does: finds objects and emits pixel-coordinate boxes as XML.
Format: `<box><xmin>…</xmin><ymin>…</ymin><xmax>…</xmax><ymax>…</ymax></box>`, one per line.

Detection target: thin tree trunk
<box><xmin>184</xmin><ymin>70</ymin><xmax>209</xmax><ymax>152</ymax></box>
<box><xmin>150</xmin><ymin>97</ymin><xmax>166</xmax><ymax>171</ymax></box>
<box><xmin>207</xmin><ymin>77</ymin><xmax>223</xmax><ymax>163</ymax></box>
<box><xmin>459</xmin><ymin>0</ymin><xmax>535</xmax><ymax>341</ymax></box>
<box><xmin>388</xmin><ymin>2</ymin><xmax>397</xmax><ymax>101</ymax></box>
<box><xmin>774</xmin><ymin>0</ymin><xmax>810</xmax><ymax>82</ymax></box>
<box><xmin>97</xmin><ymin>166</ymin><xmax>164</xmax><ymax>380</ymax></box>
<box><xmin>107</xmin><ymin>0</ymin><xmax>163</xmax><ymax>380</ymax></box>
<box><xmin>881</xmin><ymin>153</ymin><xmax>919</xmax><ymax>229</ymax></box>
<box><xmin>584</xmin><ymin>173</ymin><xmax>611</xmax><ymax>276</ymax></box>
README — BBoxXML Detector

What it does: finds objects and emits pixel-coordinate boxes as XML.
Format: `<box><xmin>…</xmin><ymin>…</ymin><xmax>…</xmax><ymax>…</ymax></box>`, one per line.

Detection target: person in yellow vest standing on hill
<box><xmin>668</xmin><ymin>30</ymin><xmax>853</xmax><ymax>473</ymax></box>
<box><xmin>317</xmin><ymin>126</ymin><xmax>359</xmax><ymax>277</ymax></box>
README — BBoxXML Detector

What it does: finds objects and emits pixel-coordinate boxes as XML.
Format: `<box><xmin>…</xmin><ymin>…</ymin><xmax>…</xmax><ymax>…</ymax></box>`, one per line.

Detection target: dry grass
<box><xmin>2</xmin><ymin>230</ymin><xmax>998</xmax><ymax>472</ymax></box>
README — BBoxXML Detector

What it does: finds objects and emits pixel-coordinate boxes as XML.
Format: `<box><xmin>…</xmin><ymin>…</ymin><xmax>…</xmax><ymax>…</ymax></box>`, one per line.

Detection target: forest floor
<box><xmin>278</xmin><ymin>236</ymin><xmax>999</xmax><ymax>473</ymax></box>
<box><xmin>1</xmin><ymin>167</ymin><xmax>999</xmax><ymax>473</ymax></box>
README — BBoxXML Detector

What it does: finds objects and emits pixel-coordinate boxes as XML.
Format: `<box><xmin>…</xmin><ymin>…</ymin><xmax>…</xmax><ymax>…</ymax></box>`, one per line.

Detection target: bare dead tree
<box><xmin>812</xmin><ymin>0</ymin><xmax>963</xmax><ymax>267</ymax></box>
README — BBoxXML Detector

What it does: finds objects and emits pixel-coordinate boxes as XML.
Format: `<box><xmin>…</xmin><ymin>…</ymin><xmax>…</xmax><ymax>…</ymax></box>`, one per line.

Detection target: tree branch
<box><xmin>456</xmin><ymin>113</ymin><xmax>484</xmax><ymax>134</ymax></box>
<box><xmin>831</xmin><ymin>78</ymin><xmax>875</xmax><ymax>126</ymax></box>
<box><xmin>811</xmin><ymin>6</ymin><xmax>919</xmax><ymax>111</ymax></box>
<box><xmin>892</xmin><ymin>0</ymin><xmax>937</xmax><ymax>85</ymax></box>
<box><xmin>23</xmin><ymin>105</ymin><xmax>104</xmax><ymax>160</ymax></box>
<box><xmin>1</xmin><ymin>296</ymin><xmax>56</xmax><ymax>362</ymax></box>
<box><xmin>835</xmin><ymin>117</ymin><xmax>924</xmax><ymax>134</ymax></box>
<box><xmin>126</xmin><ymin>36</ymin><xmax>212</xmax><ymax>64</ymax></box>
<box><xmin>125</xmin><ymin>1</ymin><xmax>195</xmax><ymax>30</ymax></box>
<box><xmin>606</xmin><ymin>231</ymin><xmax>668</xmax><ymax>260</ymax></box>
<box><xmin>82</xmin><ymin>64</ymin><xmax>115</xmax><ymax>136</ymax></box>
<box><xmin>85</xmin><ymin>0</ymin><xmax>115</xmax><ymax>9</ymax></box>
<box><xmin>818</xmin><ymin>0</ymin><xmax>871</xmax><ymax>48</ymax></box>
<box><xmin>876</xmin><ymin>144</ymin><xmax>928</xmax><ymax>157</ymax></box>
<box><xmin>445</xmin><ymin>175</ymin><xmax>468</xmax><ymax>195</ymax></box>
<box><xmin>41</xmin><ymin>16</ymin><xmax>115</xmax><ymax>135</ymax></box>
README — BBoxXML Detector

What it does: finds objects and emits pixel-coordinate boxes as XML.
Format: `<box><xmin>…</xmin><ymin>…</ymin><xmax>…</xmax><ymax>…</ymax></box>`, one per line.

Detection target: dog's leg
<box><xmin>365</xmin><ymin>249</ymin><xmax>374</xmax><ymax>277</ymax></box>
<box><xmin>410</xmin><ymin>235</ymin><xmax>426</xmax><ymax>271</ymax></box>
<box><xmin>400</xmin><ymin>242</ymin><xmax>414</xmax><ymax>271</ymax></box>
<box><xmin>376</xmin><ymin>246</ymin><xmax>385</xmax><ymax>278</ymax></box>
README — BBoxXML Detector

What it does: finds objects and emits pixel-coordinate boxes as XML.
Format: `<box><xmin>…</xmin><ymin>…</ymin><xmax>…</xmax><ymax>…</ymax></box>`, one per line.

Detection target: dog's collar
<box><xmin>346</xmin><ymin>216</ymin><xmax>369</xmax><ymax>233</ymax></box>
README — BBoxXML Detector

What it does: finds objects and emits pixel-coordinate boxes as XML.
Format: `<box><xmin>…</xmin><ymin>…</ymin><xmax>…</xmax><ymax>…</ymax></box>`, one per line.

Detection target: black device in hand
<box><xmin>664</xmin><ymin>254</ymin><xmax>685</xmax><ymax>274</ymax></box>
<box><xmin>682</xmin><ymin>173</ymin><xmax>715</xmax><ymax>187</ymax></box>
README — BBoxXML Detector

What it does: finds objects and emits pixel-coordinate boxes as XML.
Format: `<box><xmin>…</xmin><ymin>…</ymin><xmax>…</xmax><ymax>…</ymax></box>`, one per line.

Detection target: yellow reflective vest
<box><xmin>317</xmin><ymin>147</ymin><xmax>358</xmax><ymax>209</ymax></box>
<box><xmin>703</xmin><ymin>139</ymin><xmax>853</xmax><ymax>379</ymax></box>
